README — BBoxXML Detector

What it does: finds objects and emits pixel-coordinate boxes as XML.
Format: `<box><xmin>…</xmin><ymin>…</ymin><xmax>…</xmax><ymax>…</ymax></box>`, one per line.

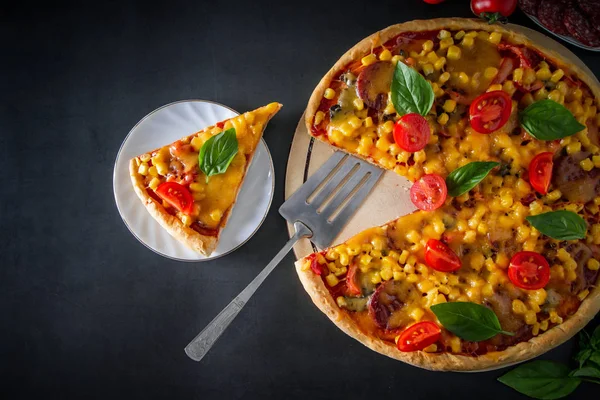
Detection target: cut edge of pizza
<box><xmin>297</xmin><ymin>18</ymin><xmax>600</xmax><ymax>371</ymax></box>
<box><xmin>129</xmin><ymin>102</ymin><xmax>282</xmax><ymax>256</ymax></box>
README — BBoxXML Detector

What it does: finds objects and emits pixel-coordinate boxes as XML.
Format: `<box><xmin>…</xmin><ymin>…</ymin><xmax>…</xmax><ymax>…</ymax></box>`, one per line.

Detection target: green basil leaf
<box><xmin>525</xmin><ymin>210</ymin><xmax>587</xmax><ymax>240</ymax></box>
<box><xmin>575</xmin><ymin>348</ymin><xmax>592</xmax><ymax>369</ymax></box>
<box><xmin>430</xmin><ymin>302</ymin><xmax>513</xmax><ymax>342</ymax></box>
<box><xmin>591</xmin><ymin>325</ymin><xmax>600</xmax><ymax>350</ymax></box>
<box><xmin>391</xmin><ymin>60</ymin><xmax>434</xmax><ymax>116</ymax></box>
<box><xmin>520</xmin><ymin>99</ymin><xmax>585</xmax><ymax>141</ymax></box>
<box><xmin>498</xmin><ymin>360</ymin><xmax>581</xmax><ymax>400</ymax></box>
<box><xmin>571</xmin><ymin>366</ymin><xmax>600</xmax><ymax>380</ymax></box>
<box><xmin>446</xmin><ymin>161</ymin><xmax>499</xmax><ymax>197</ymax></box>
<box><xmin>198</xmin><ymin>128</ymin><xmax>239</xmax><ymax>182</ymax></box>
<box><xmin>590</xmin><ymin>352</ymin><xmax>600</xmax><ymax>368</ymax></box>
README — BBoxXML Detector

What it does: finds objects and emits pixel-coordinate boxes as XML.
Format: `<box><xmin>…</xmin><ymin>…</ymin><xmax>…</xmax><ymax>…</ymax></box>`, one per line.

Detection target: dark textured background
<box><xmin>1</xmin><ymin>0</ymin><xmax>599</xmax><ymax>399</ymax></box>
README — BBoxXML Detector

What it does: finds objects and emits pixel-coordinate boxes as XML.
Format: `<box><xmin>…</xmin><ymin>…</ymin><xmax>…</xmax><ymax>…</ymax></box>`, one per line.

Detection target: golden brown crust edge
<box><xmin>295</xmin><ymin>255</ymin><xmax>600</xmax><ymax>371</ymax></box>
<box><xmin>128</xmin><ymin>102</ymin><xmax>282</xmax><ymax>257</ymax></box>
<box><xmin>129</xmin><ymin>159</ymin><xmax>217</xmax><ymax>256</ymax></box>
<box><xmin>304</xmin><ymin>18</ymin><xmax>600</xmax><ymax>161</ymax></box>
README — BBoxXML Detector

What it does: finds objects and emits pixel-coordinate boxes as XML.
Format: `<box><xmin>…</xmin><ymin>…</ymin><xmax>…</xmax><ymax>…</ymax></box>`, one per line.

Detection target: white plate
<box><xmin>113</xmin><ymin>100</ymin><xmax>275</xmax><ymax>262</ymax></box>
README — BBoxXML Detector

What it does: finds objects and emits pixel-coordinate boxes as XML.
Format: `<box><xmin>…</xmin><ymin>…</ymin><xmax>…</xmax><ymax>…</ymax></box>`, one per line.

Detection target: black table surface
<box><xmin>2</xmin><ymin>1</ymin><xmax>599</xmax><ymax>399</ymax></box>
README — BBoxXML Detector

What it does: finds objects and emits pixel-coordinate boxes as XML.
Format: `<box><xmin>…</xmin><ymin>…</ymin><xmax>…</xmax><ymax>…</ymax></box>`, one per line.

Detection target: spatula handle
<box><xmin>184</xmin><ymin>221</ymin><xmax>312</xmax><ymax>362</ymax></box>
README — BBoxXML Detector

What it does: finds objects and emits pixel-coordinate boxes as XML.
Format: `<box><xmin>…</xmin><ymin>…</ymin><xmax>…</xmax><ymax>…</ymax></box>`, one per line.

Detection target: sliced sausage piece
<box><xmin>484</xmin><ymin>291</ymin><xmax>526</xmax><ymax>335</ymax></box>
<box><xmin>538</xmin><ymin>0</ymin><xmax>569</xmax><ymax>35</ymax></box>
<box><xmin>519</xmin><ymin>0</ymin><xmax>540</xmax><ymax>15</ymax></box>
<box><xmin>368</xmin><ymin>280</ymin><xmax>406</xmax><ymax>329</ymax></box>
<box><xmin>564</xmin><ymin>6</ymin><xmax>600</xmax><ymax>47</ymax></box>
<box><xmin>356</xmin><ymin>61</ymin><xmax>395</xmax><ymax>110</ymax></box>
<box><xmin>551</xmin><ymin>150</ymin><xmax>600</xmax><ymax>203</ymax></box>
<box><xmin>577</xmin><ymin>0</ymin><xmax>600</xmax><ymax>33</ymax></box>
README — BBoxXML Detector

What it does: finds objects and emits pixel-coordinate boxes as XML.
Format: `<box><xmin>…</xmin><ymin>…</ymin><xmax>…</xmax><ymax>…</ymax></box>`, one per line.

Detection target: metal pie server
<box><xmin>184</xmin><ymin>151</ymin><xmax>383</xmax><ymax>361</ymax></box>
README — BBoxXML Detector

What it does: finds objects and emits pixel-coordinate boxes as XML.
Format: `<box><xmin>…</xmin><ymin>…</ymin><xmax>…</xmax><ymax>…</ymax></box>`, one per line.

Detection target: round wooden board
<box><xmin>285</xmin><ymin>24</ymin><xmax>599</xmax><ymax>261</ymax></box>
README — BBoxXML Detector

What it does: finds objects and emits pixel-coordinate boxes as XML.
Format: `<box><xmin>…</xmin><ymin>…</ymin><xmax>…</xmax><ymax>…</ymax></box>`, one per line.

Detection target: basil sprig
<box><xmin>445</xmin><ymin>161</ymin><xmax>499</xmax><ymax>197</ymax></box>
<box><xmin>499</xmin><ymin>325</ymin><xmax>600</xmax><ymax>399</ymax></box>
<box><xmin>390</xmin><ymin>60</ymin><xmax>434</xmax><ymax>116</ymax></box>
<box><xmin>430</xmin><ymin>302</ymin><xmax>513</xmax><ymax>342</ymax></box>
<box><xmin>525</xmin><ymin>210</ymin><xmax>587</xmax><ymax>240</ymax></box>
<box><xmin>520</xmin><ymin>100</ymin><xmax>585</xmax><ymax>141</ymax></box>
<box><xmin>498</xmin><ymin>361</ymin><xmax>581</xmax><ymax>400</ymax></box>
<box><xmin>198</xmin><ymin>128</ymin><xmax>239</xmax><ymax>182</ymax></box>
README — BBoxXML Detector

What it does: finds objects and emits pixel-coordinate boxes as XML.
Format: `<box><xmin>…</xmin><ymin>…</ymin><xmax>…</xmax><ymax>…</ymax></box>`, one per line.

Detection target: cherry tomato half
<box><xmin>508</xmin><ymin>251</ymin><xmax>550</xmax><ymax>290</ymax></box>
<box><xmin>469</xmin><ymin>91</ymin><xmax>512</xmax><ymax>134</ymax></box>
<box><xmin>155</xmin><ymin>181</ymin><xmax>194</xmax><ymax>215</ymax></box>
<box><xmin>393</xmin><ymin>113</ymin><xmax>431</xmax><ymax>152</ymax></box>
<box><xmin>345</xmin><ymin>262</ymin><xmax>362</xmax><ymax>297</ymax></box>
<box><xmin>410</xmin><ymin>174</ymin><xmax>448</xmax><ymax>211</ymax></box>
<box><xmin>425</xmin><ymin>239</ymin><xmax>462</xmax><ymax>272</ymax></box>
<box><xmin>529</xmin><ymin>152</ymin><xmax>554</xmax><ymax>195</ymax></box>
<box><xmin>397</xmin><ymin>321</ymin><xmax>441</xmax><ymax>352</ymax></box>
<box><xmin>471</xmin><ymin>0</ymin><xmax>517</xmax><ymax>17</ymax></box>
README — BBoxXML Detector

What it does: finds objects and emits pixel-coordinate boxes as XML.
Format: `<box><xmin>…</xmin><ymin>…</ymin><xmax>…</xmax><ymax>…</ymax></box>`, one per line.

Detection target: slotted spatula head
<box><xmin>279</xmin><ymin>152</ymin><xmax>383</xmax><ymax>249</ymax></box>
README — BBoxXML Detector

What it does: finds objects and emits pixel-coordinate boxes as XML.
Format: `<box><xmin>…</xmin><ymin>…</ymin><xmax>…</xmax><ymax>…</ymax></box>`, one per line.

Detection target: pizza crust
<box><xmin>300</xmin><ymin>18</ymin><xmax>600</xmax><ymax>371</ymax></box>
<box><xmin>129</xmin><ymin>159</ymin><xmax>219</xmax><ymax>255</ymax></box>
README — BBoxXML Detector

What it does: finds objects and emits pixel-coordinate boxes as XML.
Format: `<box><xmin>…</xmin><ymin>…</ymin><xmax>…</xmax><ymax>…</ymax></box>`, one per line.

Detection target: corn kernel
<box><xmin>524</xmin><ymin>310</ymin><xmax>537</xmax><ymax>325</ymax></box>
<box><xmin>439</xmin><ymin>29</ymin><xmax>451</xmax><ymax>39</ymax></box>
<box><xmin>314</xmin><ymin>110</ymin><xmax>325</xmax><ymax>126</ymax></box>
<box><xmin>336</xmin><ymin>296</ymin><xmax>347</xmax><ymax>308</ymax></box>
<box><xmin>458</xmin><ymin>72</ymin><xmax>469</xmax><ymax>84</ymax></box>
<box><xmin>567</xmin><ymin>141</ymin><xmax>582</xmax><ymax>155</ymax></box>
<box><xmin>512</xmin><ymin>299</ymin><xmax>526</xmax><ymax>314</ymax></box>
<box><xmin>438</xmin><ymin>72</ymin><xmax>450</xmax><ymax>84</ymax></box>
<box><xmin>410</xmin><ymin>307</ymin><xmax>425</xmax><ymax>321</ymax></box>
<box><xmin>155</xmin><ymin>161</ymin><xmax>169</xmax><ymax>176</ymax></box>
<box><xmin>210</xmin><ymin>209</ymin><xmax>222</xmax><ymax>221</ymax></box>
<box><xmin>139</xmin><ymin>153</ymin><xmax>151</xmax><ymax>162</ymax></box>
<box><xmin>422</xmin><ymin>40</ymin><xmax>434</xmax><ymax>52</ymax></box>
<box><xmin>326</xmin><ymin>274</ymin><xmax>339</xmax><ymax>287</ymax></box>
<box><xmin>423</xmin><ymin>344</ymin><xmax>438</xmax><ymax>353</ymax></box>
<box><xmin>417</xmin><ymin>280</ymin><xmax>434</xmax><ymax>293</ymax></box>
<box><xmin>323</xmin><ymin>88</ymin><xmax>335</xmax><ymax>100</ymax></box>
<box><xmin>353</xmin><ymin>98</ymin><xmax>364</xmax><ymax>111</ymax></box>
<box><xmin>580</xmin><ymin>158</ymin><xmax>594</xmax><ymax>171</ymax></box>
<box><xmin>513</xmin><ymin>68</ymin><xmax>523</xmax><ymax>83</ymax></box>
<box><xmin>447</xmin><ymin>45</ymin><xmax>461</xmax><ymax>60</ymax></box>
<box><xmin>487</xmin><ymin>83</ymin><xmax>503</xmax><ymax>92</ymax></box>
<box><xmin>587</xmin><ymin>258</ymin><xmax>600</xmax><ymax>271</ymax></box>
<box><xmin>138</xmin><ymin>162</ymin><xmax>149</xmax><ymax>176</ymax></box>
<box><xmin>391</xmin><ymin>55</ymin><xmax>403</xmax><ymax>66</ymax></box>
<box><xmin>148</xmin><ymin>177</ymin><xmax>160</xmax><ymax>191</ymax></box>
<box><xmin>181</xmin><ymin>214</ymin><xmax>192</xmax><ymax>226</ymax></box>
<box><xmin>462</xmin><ymin>36</ymin><xmax>475</xmax><ymax>49</ymax></box>
<box><xmin>379</xmin><ymin>49</ymin><xmax>392</xmax><ymax>61</ymax></box>
<box><xmin>578</xmin><ymin>289</ymin><xmax>590</xmax><ymax>301</ymax></box>
<box><xmin>437</xmin><ymin>113</ymin><xmax>449</xmax><ymax>125</ymax></box>
<box><xmin>536</xmin><ymin>68</ymin><xmax>552</xmax><ymax>80</ymax></box>
<box><xmin>488</xmin><ymin>32</ymin><xmax>502</xmax><ymax>44</ymax></box>
<box><xmin>439</xmin><ymin>37</ymin><xmax>454</xmax><ymax>50</ymax></box>
<box><xmin>406</xmin><ymin>273</ymin><xmax>419</xmax><ymax>283</ymax></box>
<box><xmin>422</xmin><ymin>63</ymin><xmax>434</xmax><ymax>76</ymax></box>
<box><xmin>361</xmin><ymin>53</ymin><xmax>377</xmax><ymax>66</ymax></box>
<box><xmin>550</xmin><ymin>69</ymin><xmax>564</xmax><ymax>83</ymax></box>
<box><xmin>363</xmin><ymin>116</ymin><xmax>374</xmax><ymax>128</ymax></box>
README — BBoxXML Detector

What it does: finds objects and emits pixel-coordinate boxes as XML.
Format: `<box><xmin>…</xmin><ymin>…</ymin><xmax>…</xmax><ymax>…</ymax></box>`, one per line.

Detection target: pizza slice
<box><xmin>129</xmin><ymin>102</ymin><xmax>281</xmax><ymax>256</ymax></box>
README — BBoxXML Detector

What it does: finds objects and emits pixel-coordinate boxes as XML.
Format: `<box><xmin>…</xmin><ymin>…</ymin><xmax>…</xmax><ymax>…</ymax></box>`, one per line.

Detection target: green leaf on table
<box><xmin>591</xmin><ymin>325</ymin><xmax>600</xmax><ymax>350</ymax></box>
<box><xmin>590</xmin><ymin>352</ymin><xmax>600</xmax><ymax>368</ymax></box>
<box><xmin>198</xmin><ymin>128</ymin><xmax>239</xmax><ymax>182</ymax></box>
<box><xmin>575</xmin><ymin>348</ymin><xmax>592</xmax><ymax>369</ymax></box>
<box><xmin>430</xmin><ymin>302</ymin><xmax>513</xmax><ymax>342</ymax></box>
<box><xmin>520</xmin><ymin>100</ymin><xmax>585</xmax><ymax>141</ymax></box>
<box><xmin>391</xmin><ymin>60</ymin><xmax>434</xmax><ymax>116</ymax></box>
<box><xmin>525</xmin><ymin>210</ymin><xmax>587</xmax><ymax>240</ymax></box>
<box><xmin>446</xmin><ymin>161</ymin><xmax>499</xmax><ymax>197</ymax></box>
<box><xmin>498</xmin><ymin>360</ymin><xmax>581</xmax><ymax>400</ymax></box>
<box><xmin>571</xmin><ymin>366</ymin><xmax>600</xmax><ymax>380</ymax></box>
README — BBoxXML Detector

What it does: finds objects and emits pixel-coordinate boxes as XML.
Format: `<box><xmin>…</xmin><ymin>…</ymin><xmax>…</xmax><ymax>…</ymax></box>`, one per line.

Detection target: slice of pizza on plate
<box><xmin>129</xmin><ymin>102</ymin><xmax>281</xmax><ymax>256</ymax></box>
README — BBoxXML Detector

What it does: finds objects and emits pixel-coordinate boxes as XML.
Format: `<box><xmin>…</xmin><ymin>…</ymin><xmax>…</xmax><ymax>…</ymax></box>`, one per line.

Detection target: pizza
<box><xmin>130</xmin><ymin>102</ymin><xmax>281</xmax><ymax>256</ymax></box>
<box><xmin>297</xmin><ymin>18</ymin><xmax>600</xmax><ymax>371</ymax></box>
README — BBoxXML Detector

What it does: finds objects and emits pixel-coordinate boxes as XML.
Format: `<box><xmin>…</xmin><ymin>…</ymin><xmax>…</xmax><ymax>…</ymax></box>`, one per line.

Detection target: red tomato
<box><xmin>346</xmin><ymin>263</ymin><xmax>362</xmax><ymax>297</ymax></box>
<box><xmin>471</xmin><ymin>0</ymin><xmax>517</xmax><ymax>19</ymax></box>
<box><xmin>529</xmin><ymin>152</ymin><xmax>554</xmax><ymax>195</ymax></box>
<box><xmin>423</xmin><ymin>0</ymin><xmax>446</xmax><ymax>3</ymax></box>
<box><xmin>393</xmin><ymin>113</ymin><xmax>431</xmax><ymax>152</ymax></box>
<box><xmin>425</xmin><ymin>239</ymin><xmax>462</xmax><ymax>272</ymax></box>
<box><xmin>397</xmin><ymin>321</ymin><xmax>441</xmax><ymax>352</ymax></box>
<box><xmin>508</xmin><ymin>251</ymin><xmax>550</xmax><ymax>290</ymax></box>
<box><xmin>469</xmin><ymin>91</ymin><xmax>512</xmax><ymax>134</ymax></box>
<box><xmin>410</xmin><ymin>174</ymin><xmax>448</xmax><ymax>211</ymax></box>
<box><xmin>155</xmin><ymin>182</ymin><xmax>194</xmax><ymax>215</ymax></box>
